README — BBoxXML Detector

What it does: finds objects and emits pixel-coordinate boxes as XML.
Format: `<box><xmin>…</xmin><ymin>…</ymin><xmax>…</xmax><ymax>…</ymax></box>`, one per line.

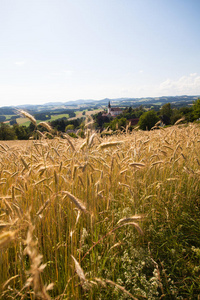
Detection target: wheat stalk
<box><xmin>98</xmin><ymin>141</ymin><xmax>123</xmax><ymax>149</ymax></box>
<box><xmin>62</xmin><ymin>191</ymin><xmax>87</xmax><ymax>213</ymax></box>
<box><xmin>23</xmin><ymin>218</ymin><xmax>53</xmax><ymax>300</ymax></box>
<box><xmin>71</xmin><ymin>255</ymin><xmax>86</xmax><ymax>283</ymax></box>
<box><xmin>38</xmin><ymin>122</ymin><xmax>54</xmax><ymax>133</ymax></box>
<box><xmin>174</xmin><ymin>117</ymin><xmax>185</xmax><ymax>125</ymax></box>
<box><xmin>18</xmin><ymin>110</ymin><xmax>37</xmax><ymax>126</ymax></box>
<box><xmin>0</xmin><ymin>231</ymin><xmax>17</xmax><ymax>248</ymax></box>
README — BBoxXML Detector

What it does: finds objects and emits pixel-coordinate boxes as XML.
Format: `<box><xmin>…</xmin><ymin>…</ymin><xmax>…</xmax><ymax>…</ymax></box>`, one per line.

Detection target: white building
<box><xmin>107</xmin><ymin>101</ymin><xmax>123</xmax><ymax>117</ymax></box>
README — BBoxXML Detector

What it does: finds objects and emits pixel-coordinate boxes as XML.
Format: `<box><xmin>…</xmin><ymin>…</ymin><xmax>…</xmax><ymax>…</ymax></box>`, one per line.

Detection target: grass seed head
<box><xmin>0</xmin><ymin>231</ymin><xmax>17</xmax><ymax>248</ymax></box>
<box><xmin>63</xmin><ymin>191</ymin><xmax>87</xmax><ymax>213</ymax></box>
<box><xmin>18</xmin><ymin>109</ymin><xmax>37</xmax><ymax>126</ymax></box>
<box><xmin>38</xmin><ymin>122</ymin><xmax>53</xmax><ymax>133</ymax></box>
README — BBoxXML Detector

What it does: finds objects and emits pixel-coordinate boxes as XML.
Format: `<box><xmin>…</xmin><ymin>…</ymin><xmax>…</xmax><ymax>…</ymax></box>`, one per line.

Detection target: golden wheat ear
<box><xmin>38</xmin><ymin>122</ymin><xmax>53</xmax><ymax>133</ymax></box>
<box><xmin>174</xmin><ymin>117</ymin><xmax>185</xmax><ymax>125</ymax></box>
<box><xmin>62</xmin><ymin>191</ymin><xmax>87</xmax><ymax>213</ymax></box>
<box><xmin>23</xmin><ymin>217</ymin><xmax>53</xmax><ymax>300</ymax></box>
<box><xmin>17</xmin><ymin>109</ymin><xmax>37</xmax><ymax>126</ymax></box>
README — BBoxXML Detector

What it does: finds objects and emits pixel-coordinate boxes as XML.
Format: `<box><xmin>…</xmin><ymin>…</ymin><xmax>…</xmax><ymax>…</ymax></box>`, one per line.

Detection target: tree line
<box><xmin>0</xmin><ymin>99</ymin><xmax>200</xmax><ymax>140</ymax></box>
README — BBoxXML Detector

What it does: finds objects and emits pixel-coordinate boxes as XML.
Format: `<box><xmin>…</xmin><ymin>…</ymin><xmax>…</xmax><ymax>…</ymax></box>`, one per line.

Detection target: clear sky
<box><xmin>0</xmin><ymin>0</ymin><xmax>200</xmax><ymax>106</ymax></box>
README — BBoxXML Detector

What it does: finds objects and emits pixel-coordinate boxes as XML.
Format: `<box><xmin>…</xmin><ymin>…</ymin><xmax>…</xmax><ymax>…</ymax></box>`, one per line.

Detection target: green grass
<box><xmin>47</xmin><ymin>113</ymin><xmax>69</xmax><ymax>121</ymax></box>
<box><xmin>16</xmin><ymin>114</ymin><xmax>69</xmax><ymax>126</ymax></box>
<box><xmin>5</xmin><ymin>115</ymin><xmax>17</xmax><ymax>120</ymax></box>
<box><xmin>16</xmin><ymin>117</ymin><xmax>31</xmax><ymax>126</ymax></box>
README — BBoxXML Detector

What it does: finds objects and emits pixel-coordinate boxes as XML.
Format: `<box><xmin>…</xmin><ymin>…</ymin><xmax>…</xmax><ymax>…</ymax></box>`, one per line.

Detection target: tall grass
<box><xmin>0</xmin><ymin>124</ymin><xmax>200</xmax><ymax>299</ymax></box>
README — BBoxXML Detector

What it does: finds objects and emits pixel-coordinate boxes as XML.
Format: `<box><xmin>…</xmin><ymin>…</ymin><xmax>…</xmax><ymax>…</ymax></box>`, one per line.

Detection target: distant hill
<box><xmin>36</xmin><ymin>95</ymin><xmax>200</xmax><ymax>108</ymax></box>
<box><xmin>0</xmin><ymin>95</ymin><xmax>199</xmax><ymax>114</ymax></box>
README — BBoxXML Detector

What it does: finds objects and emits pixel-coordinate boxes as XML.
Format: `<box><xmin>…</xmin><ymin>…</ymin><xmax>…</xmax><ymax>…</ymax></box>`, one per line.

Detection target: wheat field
<box><xmin>0</xmin><ymin>124</ymin><xmax>200</xmax><ymax>299</ymax></box>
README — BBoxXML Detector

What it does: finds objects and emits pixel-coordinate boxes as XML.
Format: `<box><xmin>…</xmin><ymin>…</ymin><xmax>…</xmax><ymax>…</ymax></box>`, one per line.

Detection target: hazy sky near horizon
<box><xmin>0</xmin><ymin>0</ymin><xmax>200</xmax><ymax>106</ymax></box>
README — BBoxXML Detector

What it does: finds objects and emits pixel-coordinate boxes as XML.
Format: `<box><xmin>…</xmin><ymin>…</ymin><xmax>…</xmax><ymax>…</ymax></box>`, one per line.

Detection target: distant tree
<box><xmin>93</xmin><ymin>112</ymin><xmax>110</xmax><ymax>129</ymax></box>
<box><xmin>52</xmin><ymin>119</ymin><xmax>66</xmax><ymax>131</ymax></box>
<box><xmin>13</xmin><ymin>124</ymin><xmax>30</xmax><ymax>140</ymax></box>
<box><xmin>170</xmin><ymin>110</ymin><xmax>183</xmax><ymax>125</ymax></box>
<box><xmin>179</xmin><ymin>106</ymin><xmax>194</xmax><ymax>122</ymax></box>
<box><xmin>65</xmin><ymin>124</ymin><xmax>74</xmax><ymax>131</ymax></box>
<box><xmin>135</xmin><ymin>105</ymin><xmax>145</xmax><ymax>118</ymax></box>
<box><xmin>138</xmin><ymin>110</ymin><xmax>159</xmax><ymax>130</ymax></box>
<box><xmin>34</xmin><ymin>113</ymin><xmax>49</xmax><ymax>121</ymax></box>
<box><xmin>121</xmin><ymin>107</ymin><xmax>137</xmax><ymax>119</ymax></box>
<box><xmin>0</xmin><ymin>123</ymin><xmax>16</xmax><ymax>140</ymax></box>
<box><xmin>51</xmin><ymin>118</ymin><xmax>82</xmax><ymax>132</ymax></box>
<box><xmin>193</xmin><ymin>99</ymin><xmax>200</xmax><ymax>120</ymax></box>
<box><xmin>10</xmin><ymin>119</ymin><xmax>17</xmax><ymax>125</ymax></box>
<box><xmin>28</xmin><ymin>122</ymin><xmax>36</xmax><ymax>134</ymax></box>
<box><xmin>160</xmin><ymin>103</ymin><xmax>172</xmax><ymax>125</ymax></box>
<box><xmin>68</xmin><ymin>111</ymin><xmax>76</xmax><ymax>118</ymax></box>
<box><xmin>0</xmin><ymin>116</ymin><xmax>6</xmax><ymax>122</ymax></box>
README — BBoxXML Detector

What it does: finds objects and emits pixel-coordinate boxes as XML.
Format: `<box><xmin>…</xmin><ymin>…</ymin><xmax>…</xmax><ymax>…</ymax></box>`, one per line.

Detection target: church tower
<box><xmin>108</xmin><ymin>101</ymin><xmax>111</xmax><ymax>114</ymax></box>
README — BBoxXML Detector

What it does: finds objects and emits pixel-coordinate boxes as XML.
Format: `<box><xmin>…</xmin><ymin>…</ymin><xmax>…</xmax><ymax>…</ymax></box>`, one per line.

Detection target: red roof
<box><xmin>110</xmin><ymin>108</ymin><xmax>122</xmax><ymax>111</ymax></box>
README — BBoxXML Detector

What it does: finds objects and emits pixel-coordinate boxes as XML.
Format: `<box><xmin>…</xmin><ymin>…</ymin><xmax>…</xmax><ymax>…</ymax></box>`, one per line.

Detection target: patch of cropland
<box><xmin>0</xmin><ymin>124</ymin><xmax>200</xmax><ymax>299</ymax></box>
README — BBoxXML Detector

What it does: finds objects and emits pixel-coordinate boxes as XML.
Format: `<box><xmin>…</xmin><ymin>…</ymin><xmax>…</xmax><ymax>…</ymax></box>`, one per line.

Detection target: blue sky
<box><xmin>0</xmin><ymin>0</ymin><xmax>200</xmax><ymax>106</ymax></box>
